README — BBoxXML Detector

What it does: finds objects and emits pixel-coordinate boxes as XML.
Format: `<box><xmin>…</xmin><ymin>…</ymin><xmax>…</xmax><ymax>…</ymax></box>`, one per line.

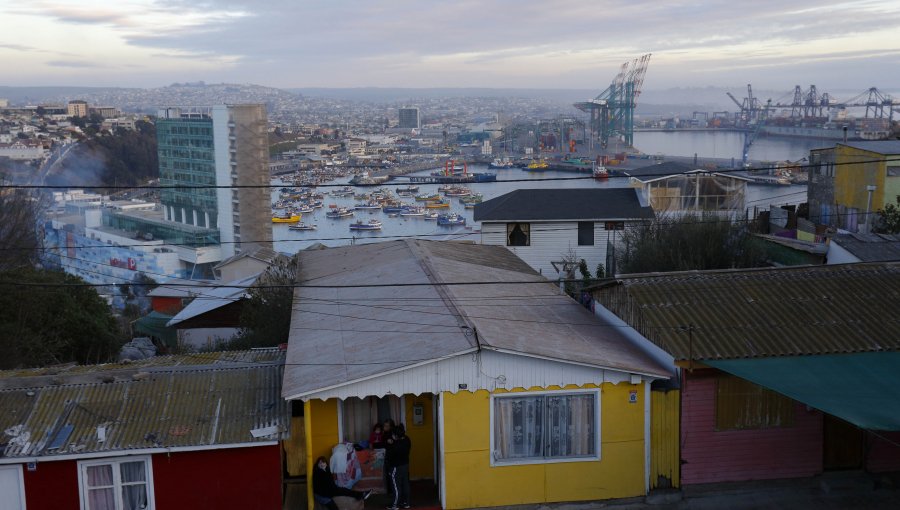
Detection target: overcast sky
<box><xmin>2</xmin><ymin>0</ymin><xmax>898</xmax><ymax>91</ymax></box>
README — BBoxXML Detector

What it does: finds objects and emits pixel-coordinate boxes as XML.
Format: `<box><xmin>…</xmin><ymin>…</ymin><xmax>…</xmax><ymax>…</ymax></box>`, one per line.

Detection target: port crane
<box><xmin>574</xmin><ymin>53</ymin><xmax>651</xmax><ymax>149</ymax></box>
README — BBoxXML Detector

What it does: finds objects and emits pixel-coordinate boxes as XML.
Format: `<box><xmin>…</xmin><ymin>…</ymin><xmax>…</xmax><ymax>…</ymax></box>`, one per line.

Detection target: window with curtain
<box><xmin>341</xmin><ymin>395</ymin><xmax>403</xmax><ymax>444</ymax></box>
<box><xmin>492</xmin><ymin>391</ymin><xmax>598</xmax><ymax>464</ymax></box>
<box><xmin>80</xmin><ymin>457</ymin><xmax>152</xmax><ymax>510</ymax></box>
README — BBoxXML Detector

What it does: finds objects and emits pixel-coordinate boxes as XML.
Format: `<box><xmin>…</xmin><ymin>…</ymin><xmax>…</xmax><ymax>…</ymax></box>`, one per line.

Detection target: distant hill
<box><xmin>288</xmin><ymin>87</ymin><xmax>597</xmax><ymax>103</ymax></box>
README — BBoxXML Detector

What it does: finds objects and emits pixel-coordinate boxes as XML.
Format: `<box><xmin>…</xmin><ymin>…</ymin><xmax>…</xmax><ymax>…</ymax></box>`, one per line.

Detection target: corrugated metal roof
<box><xmin>473</xmin><ymin>188</ymin><xmax>653</xmax><ymax>222</ymax></box>
<box><xmin>832</xmin><ymin>233</ymin><xmax>900</xmax><ymax>262</ymax></box>
<box><xmin>591</xmin><ymin>262</ymin><xmax>900</xmax><ymax>361</ymax></box>
<box><xmin>839</xmin><ymin>140</ymin><xmax>900</xmax><ymax>154</ymax></box>
<box><xmin>282</xmin><ymin>240</ymin><xmax>670</xmax><ymax>399</ymax></box>
<box><xmin>214</xmin><ymin>244</ymin><xmax>284</xmax><ymax>270</ymax></box>
<box><xmin>166</xmin><ymin>273</ymin><xmax>259</xmax><ymax>327</ymax></box>
<box><xmin>0</xmin><ymin>350</ymin><xmax>289</xmax><ymax>460</ymax></box>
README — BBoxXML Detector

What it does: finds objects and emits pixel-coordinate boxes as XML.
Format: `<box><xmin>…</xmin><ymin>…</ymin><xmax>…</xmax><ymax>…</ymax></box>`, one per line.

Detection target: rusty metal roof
<box><xmin>591</xmin><ymin>262</ymin><xmax>900</xmax><ymax>361</ymax></box>
<box><xmin>0</xmin><ymin>350</ymin><xmax>288</xmax><ymax>460</ymax></box>
<box><xmin>283</xmin><ymin>239</ymin><xmax>670</xmax><ymax>399</ymax></box>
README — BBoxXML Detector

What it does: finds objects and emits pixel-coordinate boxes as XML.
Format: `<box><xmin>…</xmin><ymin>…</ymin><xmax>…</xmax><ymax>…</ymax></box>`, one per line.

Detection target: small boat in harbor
<box><xmin>354</xmin><ymin>202</ymin><xmax>382</xmax><ymax>210</ymax></box>
<box><xmin>593</xmin><ymin>165</ymin><xmax>609</xmax><ymax>180</ymax></box>
<box><xmin>272</xmin><ymin>213</ymin><xmax>301</xmax><ymax>223</ymax></box>
<box><xmin>425</xmin><ymin>200</ymin><xmax>450</xmax><ymax>209</ymax></box>
<box><xmin>296</xmin><ymin>204</ymin><xmax>314</xmax><ymax>214</ymax></box>
<box><xmin>423</xmin><ymin>211</ymin><xmax>439</xmax><ymax>220</ymax></box>
<box><xmin>349</xmin><ymin>219</ymin><xmax>383</xmax><ymax>231</ymax></box>
<box><xmin>399</xmin><ymin>206</ymin><xmax>426</xmax><ymax>216</ymax></box>
<box><xmin>437</xmin><ymin>213</ymin><xmax>466</xmax><ymax>226</ymax></box>
<box><xmin>326</xmin><ymin>207</ymin><xmax>355</xmax><ymax>219</ymax></box>
<box><xmin>288</xmin><ymin>223</ymin><xmax>318</xmax><ymax>231</ymax></box>
<box><xmin>488</xmin><ymin>157</ymin><xmax>514</xmax><ymax>169</ymax></box>
<box><xmin>396</xmin><ymin>185</ymin><xmax>420</xmax><ymax>194</ymax></box>
<box><xmin>443</xmin><ymin>186</ymin><xmax>472</xmax><ymax>197</ymax></box>
<box><xmin>526</xmin><ymin>159</ymin><xmax>549</xmax><ymax>171</ymax></box>
<box><xmin>415</xmin><ymin>193</ymin><xmax>442</xmax><ymax>202</ymax></box>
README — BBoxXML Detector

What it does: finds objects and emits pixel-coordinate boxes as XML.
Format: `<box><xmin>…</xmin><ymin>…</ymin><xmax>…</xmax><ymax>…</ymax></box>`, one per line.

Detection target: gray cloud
<box><xmin>46</xmin><ymin>60</ymin><xmax>107</xmax><ymax>68</ymax></box>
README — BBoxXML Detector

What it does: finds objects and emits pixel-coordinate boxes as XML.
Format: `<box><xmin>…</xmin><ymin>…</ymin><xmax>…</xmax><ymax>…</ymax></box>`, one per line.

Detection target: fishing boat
<box><xmin>459</xmin><ymin>193</ymin><xmax>483</xmax><ymax>204</ymax></box>
<box><xmin>272</xmin><ymin>213</ymin><xmax>301</xmax><ymax>223</ymax></box>
<box><xmin>526</xmin><ymin>159</ymin><xmax>549</xmax><ymax>171</ymax></box>
<box><xmin>423</xmin><ymin>211</ymin><xmax>439</xmax><ymax>220</ymax></box>
<box><xmin>288</xmin><ymin>223</ymin><xmax>318</xmax><ymax>231</ymax></box>
<box><xmin>353</xmin><ymin>202</ymin><xmax>382</xmax><ymax>210</ymax></box>
<box><xmin>382</xmin><ymin>205</ymin><xmax>404</xmax><ymax>214</ymax></box>
<box><xmin>488</xmin><ymin>157</ymin><xmax>514</xmax><ymax>169</ymax></box>
<box><xmin>399</xmin><ymin>206</ymin><xmax>426</xmax><ymax>216</ymax></box>
<box><xmin>331</xmin><ymin>186</ymin><xmax>355</xmax><ymax>197</ymax></box>
<box><xmin>593</xmin><ymin>165</ymin><xmax>609</xmax><ymax>180</ymax></box>
<box><xmin>437</xmin><ymin>213</ymin><xmax>466</xmax><ymax>226</ymax></box>
<box><xmin>443</xmin><ymin>186</ymin><xmax>471</xmax><ymax>197</ymax></box>
<box><xmin>349</xmin><ymin>219</ymin><xmax>382</xmax><ymax>231</ymax></box>
<box><xmin>296</xmin><ymin>204</ymin><xmax>314</xmax><ymax>214</ymax></box>
<box><xmin>415</xmin><ymin>193</ymin><xmax>442</xmax><ymax>202</ymax></box>
<box><xmin>425</xmin><ymin>200</ymin><xmax>450</xmax><ymax>209</ymax></box>
<box><xmin>325</xmin><ymin>207</ymin><xmax>354</xmax><ymax>219</ymax></box>
<box><xmin>396</xmin><ymin>185</ymin><xmax>419</xmax><ymax>194</ymax></box>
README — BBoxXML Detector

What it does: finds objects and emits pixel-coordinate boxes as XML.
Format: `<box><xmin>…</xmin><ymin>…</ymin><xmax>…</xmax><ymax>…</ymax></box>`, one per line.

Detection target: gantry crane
<box><xmin>574</xmin><ymin>53</ymin><xmax>651</xmax><ymax>149</ymax></box>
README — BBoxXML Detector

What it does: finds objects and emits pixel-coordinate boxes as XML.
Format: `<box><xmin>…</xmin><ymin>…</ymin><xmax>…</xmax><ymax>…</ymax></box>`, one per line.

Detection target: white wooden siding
<box><xmin>481</xmin><ymin>221</ymin><xmax>623</xmax><ymax>277</ymax></box>
<box><xmin>300</xmin><ymin>349</ymin><xmax>639</xmax><ymax>401</ymax></box>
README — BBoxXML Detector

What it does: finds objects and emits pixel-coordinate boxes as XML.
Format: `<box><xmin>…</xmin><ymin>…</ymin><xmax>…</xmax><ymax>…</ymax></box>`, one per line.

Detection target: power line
<box><xmin>4</xmin><ymin>155</ymin><xmax>899</xmax><ymax>190</ymax></box>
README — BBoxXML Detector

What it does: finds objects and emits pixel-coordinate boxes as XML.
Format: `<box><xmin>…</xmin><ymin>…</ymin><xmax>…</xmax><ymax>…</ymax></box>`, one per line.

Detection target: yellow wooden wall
<box><xmin>442</xmin><ymin>382</ymin><xmax>647</xmax><ymax>509</ymax></box>
<box><xmin>834</xmin><ymin>145</ymin><xmax>887</xmax><ymax>211</ymax></box>
<box><xmin>283</xmin><ymin>416</ymin><xmax>307</xmax><ymax>477</ymax></box>
<box><xmin>650</xmin><ymin>389</ymin><xmax>680</xmax><ymax>490</ymax></box>
<box><xmin>305</xmin><ymin>398</ymin><xmax>340</xmax><ymax>510</ymax></box>
<box><xmin>405</xmin><ymin>394</ymin><xmax>435</xmax><ymax>480</ymax></box>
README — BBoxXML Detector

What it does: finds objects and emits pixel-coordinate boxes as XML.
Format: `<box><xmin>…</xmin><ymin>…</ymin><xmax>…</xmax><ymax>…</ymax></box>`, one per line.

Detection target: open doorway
<box><xmin>824</xmin><ymin>415</ymin><xmax>864</xmax><ymax>470</ymax></box>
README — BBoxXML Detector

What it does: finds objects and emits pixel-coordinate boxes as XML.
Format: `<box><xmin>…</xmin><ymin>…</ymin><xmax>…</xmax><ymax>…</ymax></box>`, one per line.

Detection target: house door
<box><xmin>823</xmin><ymin>415</ymin><xmax>864</xmax><ymax>470</ymax></box>
<box><xmin>0</xmin><ymin>465</ymin><xmax>26</xmax><ymax>510</ymax></box>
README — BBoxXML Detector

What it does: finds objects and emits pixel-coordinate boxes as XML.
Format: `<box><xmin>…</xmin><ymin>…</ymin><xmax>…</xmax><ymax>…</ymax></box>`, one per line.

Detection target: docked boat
<box><xmin>349</xmin><ymin>219</ymin><xmax>382</xmax><ymax>231</ymax></box>
<box><xmin>425</xmin><ymin>200</ymin><xmax>450</xmax><ymax>209</ymax></box>
<box><xmin>437</xmin><ymin>213</ymin><xmax>466</xmax><ymax>226</ymax></box>
<box><xmin>272</xmin><ymin>213</ymin><xmax>301</xmax><ymax>223</ymax></box>
<box><xmin>325</xmin><ymin>207</ymin><xmax>355</xmax><ymax>219</ymax></box>
<box><xmin>399</xmin><ymin>206</ymin><xmax>426</xmax><ymax>216</ymax></box>
<box><xmin>488</xmin><ymin>157</ymin><xmax>514</xmax><ymax>169</ymax></box>
<box><xmin>288</xmin><ymin>223</ymin><xmax>318</xmax><ymax>231</ymax></box>
<box><xmin>526</xmin><ymin>159</ymin><xmax>549</xmax><ymax>171</ymax></box>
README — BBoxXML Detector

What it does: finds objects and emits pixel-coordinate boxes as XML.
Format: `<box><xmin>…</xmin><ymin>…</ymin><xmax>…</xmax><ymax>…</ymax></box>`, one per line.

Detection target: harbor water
<box><xmin>273</xmin><ymin>164</ymin><xmax>807</xmax><ymax>253</ymax></box>
<box><xmin>634</xmin><ymin>130</ymin><xmax>832</xmax><ymax>162</ymax></box>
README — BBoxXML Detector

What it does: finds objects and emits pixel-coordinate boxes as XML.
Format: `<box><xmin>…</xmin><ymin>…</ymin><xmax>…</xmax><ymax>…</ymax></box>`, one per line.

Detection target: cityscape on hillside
<box><xmin>1</xmin><ymin>2</ymin><xmax>900</xmax><ymax>510</ymax></box>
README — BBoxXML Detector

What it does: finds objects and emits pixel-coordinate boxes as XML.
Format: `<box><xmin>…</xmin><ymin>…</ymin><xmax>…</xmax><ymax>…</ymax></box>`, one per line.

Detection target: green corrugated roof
<box><xmin>592</xmin><ymin>262</ymin><xmax>900</xmax><ymax>361</ymax></box>
<box><xmin>0</xmin><ymin>350</ymin><xmax>289</xmax><ymax>460</ymax></box>
<box><xmin>708</xmin><ymin>352</ymin><xmax>900</xmax><ymax>431</ymax></box>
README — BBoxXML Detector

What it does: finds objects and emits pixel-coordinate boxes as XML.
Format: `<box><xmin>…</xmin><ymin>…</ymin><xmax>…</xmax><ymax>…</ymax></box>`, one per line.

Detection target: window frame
<box><xmin>577</xmin><ymin>221</ymin><xmax>595</xmax><ymax>246</ymax></box>
<box><xmin>489</xmin><ymin>388</ymin><xmax>601</xmax><ymax>467</ymax></box>
<box><xmin>77</xmin><ymin>456</ymin><xmax>155</xmax><ymax>510</ymax></box>
<box><xmin>337</xmin><ymin>395</ymin><xmax>407</xmax><ymax>444</ymax></box>
<box><xmin>505</xmin><ymin>222</ymin><xmax>531</xmax><ymax>247</ymax></box>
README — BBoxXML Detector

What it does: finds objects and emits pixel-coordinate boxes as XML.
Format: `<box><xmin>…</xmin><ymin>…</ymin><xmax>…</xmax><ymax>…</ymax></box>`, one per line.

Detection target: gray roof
<box><xmin>832</xmin><ymin>232</ymin><xmax>900</xmax><ymax>262</ymax></box>
<box><xmin>473</xmin><ymin>188</ymin><xmax>653</xmax><ymax>222</ymax></box>
<box><xmin>0</xmin><ymin>350</ymin><xmax>289</xmax><ymax>460</ymax></box>
<box><xmin>282</xmin><ymin>239</ymin><xmax>670</xmax><ymax>399</ymax></box>
<box><xmin>839</xmin><ymin>140</ymin><xmax>900</xmax><ymax>155</ymax></box>
<box><xmin>214</xmin><ymin>244</ymin><xmax>284</xmax><ymax>270</ymax></box>
<box><xmin>166</xmin><ymin>273</ymin><xmax>259</xmax><ymax>327</ymax></box>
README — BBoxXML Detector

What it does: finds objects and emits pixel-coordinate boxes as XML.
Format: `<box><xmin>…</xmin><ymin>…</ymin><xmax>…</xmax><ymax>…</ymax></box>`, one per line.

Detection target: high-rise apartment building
<box><xmin>156</xmin><ymin>104</ymin><xmax>272</xmax><ymax>259</ymax></box>
<box><xmin>399</xmin><ymin>107</ymin><xmax>420</xmax><ymax>129</ymax></box>
<box><xmin>67</xmin><ymin>100</ymin><xmax>88</xmax><ymax>117</ymax></box>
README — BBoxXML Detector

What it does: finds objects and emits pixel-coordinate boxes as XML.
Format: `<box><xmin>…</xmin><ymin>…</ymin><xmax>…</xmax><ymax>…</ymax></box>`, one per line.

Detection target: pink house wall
<box><xmin>680</xmin><ymin>371</ymin><xmax>824</xmax><ymax>485</ymax></box>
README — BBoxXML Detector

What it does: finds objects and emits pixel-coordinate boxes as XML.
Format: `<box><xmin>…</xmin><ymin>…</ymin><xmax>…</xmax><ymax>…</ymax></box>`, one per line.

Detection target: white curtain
<box><xmin>120</xmin><ymin>461</ymin><xmax>148</xmax><ymax>510</ymax></box>
<box><xmin>494</xmin><ymin>396</ymin><xmax>543</xmax><ymax>460</ymax></box>
<box><xmin>86</xmin><ymin>465</ymin><xmax>115</xmax><ymax>510</ymax></box>
<box><xmin>546</xmin><ymin>394</ymin><xmax>595</xmax><ymax>457</ymax></box>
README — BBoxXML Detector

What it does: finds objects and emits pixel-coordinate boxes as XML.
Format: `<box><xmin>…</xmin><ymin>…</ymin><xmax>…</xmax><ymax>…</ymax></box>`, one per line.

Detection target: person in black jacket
<box><xmin>384</xmin><ymin>424</ymin><xmax>411</xmax><ymax>510</ymax></box>
<box><xmin>312</xmin><ymin>456</ymin><xmax>372</xmax><ymax>510</ymax></box>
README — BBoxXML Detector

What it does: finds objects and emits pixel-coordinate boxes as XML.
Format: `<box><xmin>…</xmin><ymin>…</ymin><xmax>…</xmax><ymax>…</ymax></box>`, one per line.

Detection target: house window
<box><xmin>78</xmin><ymin>456</ymin><xmax>154</xmax><ymax>510</ymax></box>
<box><xmin>604</xmin><ymin>221</ymin><xmax>624</xmax><ymax>231</ymax></box>
<box><xmin>491</xmin><ymin>390</ymin><xmax>599</xmax><ymax>465</ymax></box>
<box><xmin>506</xmin><ymin>223</ymin><xmax>530</xmax><ymax>246</ymax></box>
<box><xmin>577</xmin><ymin>222</ymin><xmax>594</xmax><ymax>246</ymax></box>
<box><xmin>715</xmin><ymin>375</ymin><xmax>794</xmax><ymax>430</ymax></box>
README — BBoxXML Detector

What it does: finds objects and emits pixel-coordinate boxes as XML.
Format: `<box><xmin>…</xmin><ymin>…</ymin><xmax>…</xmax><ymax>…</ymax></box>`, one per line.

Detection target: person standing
<box><xmin>385</xmin><ymin>424</ymin><xmax>411</xmax><ymax>510</ymax></box>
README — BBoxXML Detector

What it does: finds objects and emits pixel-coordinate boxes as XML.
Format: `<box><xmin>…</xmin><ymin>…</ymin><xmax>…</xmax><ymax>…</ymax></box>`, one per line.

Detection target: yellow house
<box><xmin>282</xmin><ymin>240</ymin><xmax>671</xmax><ymax>509</ymax></box>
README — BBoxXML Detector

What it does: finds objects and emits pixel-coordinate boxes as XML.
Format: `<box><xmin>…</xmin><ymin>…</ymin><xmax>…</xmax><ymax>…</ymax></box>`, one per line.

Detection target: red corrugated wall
<box><xmin>867</xmin><ymin>432</ymin><xmax>900</xmax><ymax>472</ymax></box>
<box><xmin>152</xmin><ymin>445</ymin><xmax>282</xmax><ymax>509</ymax></box>
<box><xmin>680</xmin><ymin>371</ymin><xmax>824</xmax><ymax>484</ymax></box>
<box><xmin>23</xmin><ymin>460</ymin><xmax>80</xmax><ymax>509</ymax></box>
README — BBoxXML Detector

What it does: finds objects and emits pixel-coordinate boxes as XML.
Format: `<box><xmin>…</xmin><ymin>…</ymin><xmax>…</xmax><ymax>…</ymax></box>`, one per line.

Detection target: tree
<box><xmin>0</xmin><ymin>189</ymin><xmax>43</xmax><ymax>272</ymax></box>
<box><xmin>874</xmin><ymin>195</ymin><xmax>900</xmax><ymax>234</ymax></box>
<box><xmin>0</xmin><ymin>269</ymin><xmax>121</xmax><ymax>369</ymax></box>
<box><xmin>228</xmin><ymin>254</ymin><xmax>300</xmax><ymax>349</ymax></box>
<box><xmin>618</xmin><ymin>213</ymin><xmax>768</xmax><ymax>274</ymax></box>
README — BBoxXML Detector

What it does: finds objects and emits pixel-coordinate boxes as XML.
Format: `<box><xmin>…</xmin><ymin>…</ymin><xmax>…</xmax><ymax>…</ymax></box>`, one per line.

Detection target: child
<box><xmin>369</xmin><ymin>423</ymin><xmax>384</xmax><ymax>449</ymax></box>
